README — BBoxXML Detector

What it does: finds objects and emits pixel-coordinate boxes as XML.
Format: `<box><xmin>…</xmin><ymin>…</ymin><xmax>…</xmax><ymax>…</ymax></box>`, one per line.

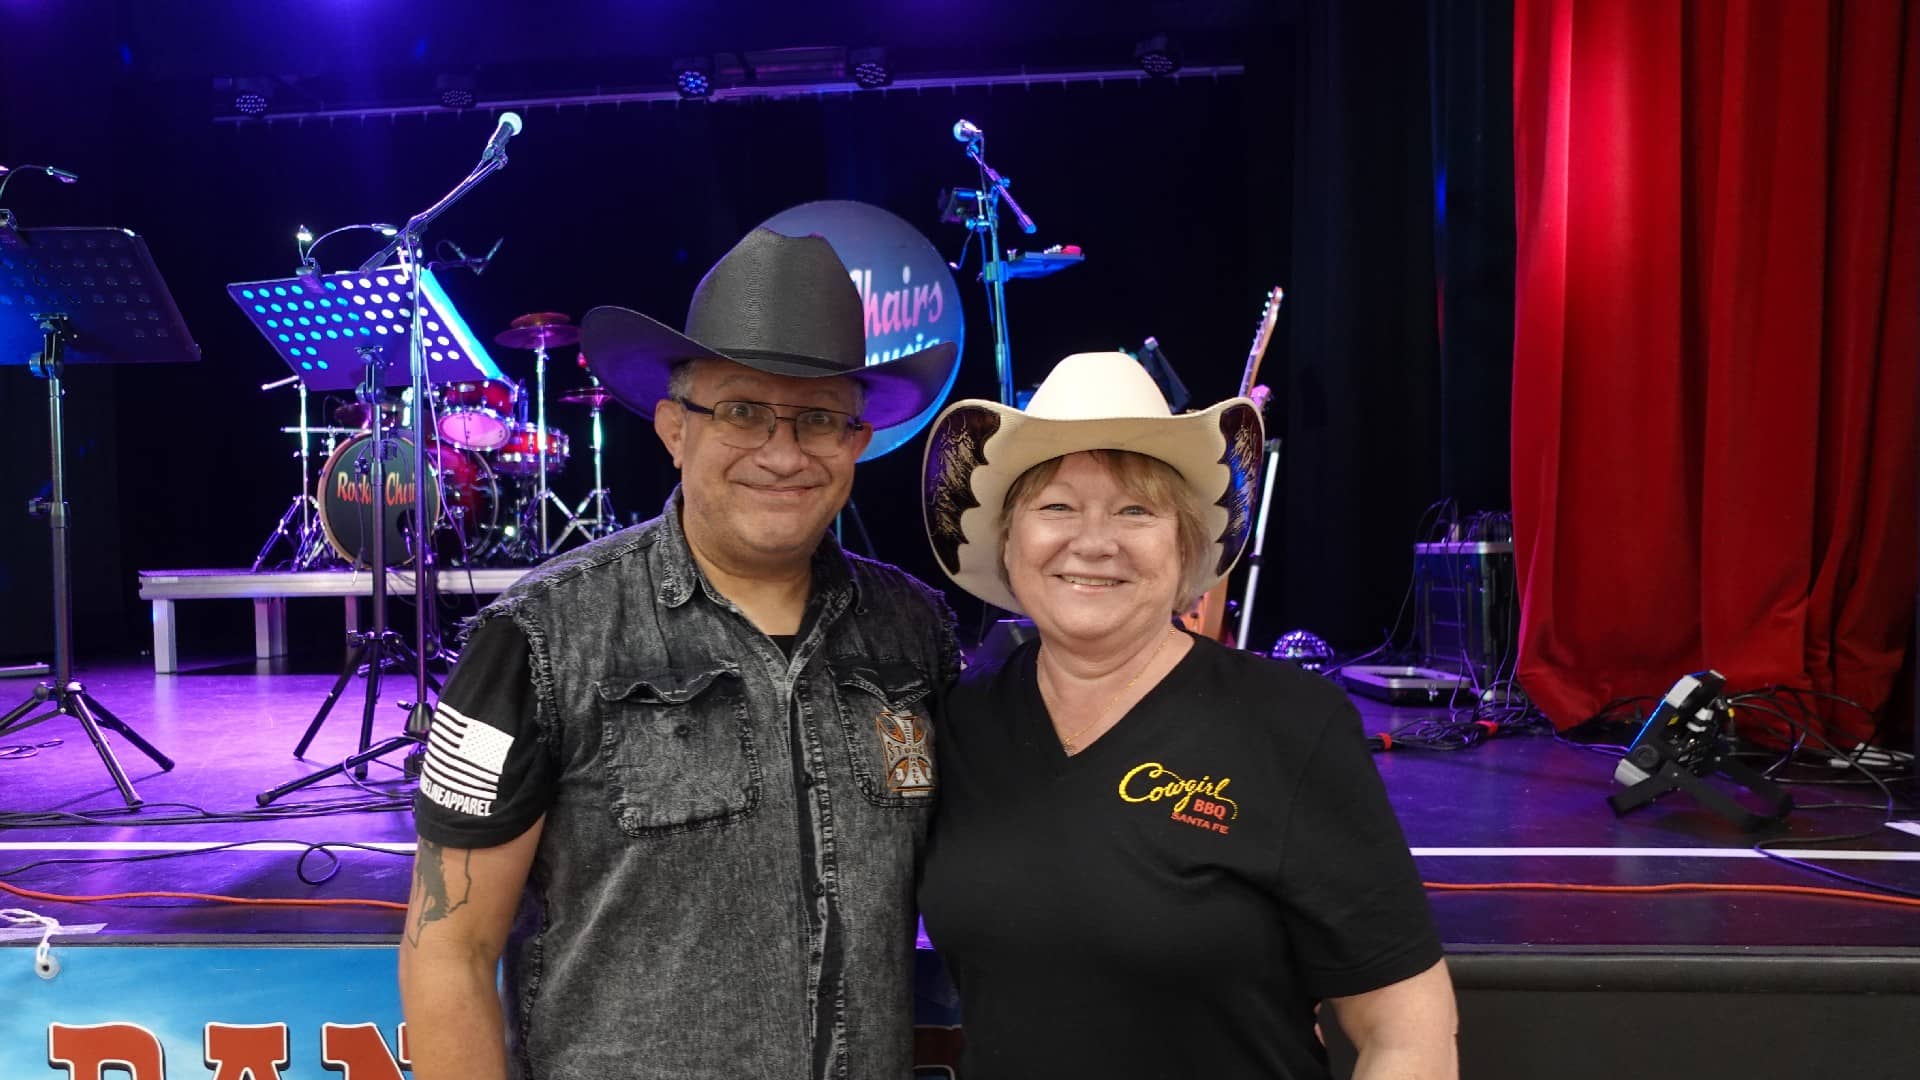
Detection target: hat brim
<box><xmin>922</xmin><ymin>397</ymin><xmax>1264</xmax><ymax>616</ymax></box>
<box><xmin>580</xmin><ymin>305</ymin><xmax>960</xmax><ymax>430</ymax></box>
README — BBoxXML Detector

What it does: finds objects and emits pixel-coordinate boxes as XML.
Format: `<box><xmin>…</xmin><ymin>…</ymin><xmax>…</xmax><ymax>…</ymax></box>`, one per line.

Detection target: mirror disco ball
<box><xmin>1270</xmin><ymin>629</ymin><xmax>1334</xmax><ymax>673</ymax></box>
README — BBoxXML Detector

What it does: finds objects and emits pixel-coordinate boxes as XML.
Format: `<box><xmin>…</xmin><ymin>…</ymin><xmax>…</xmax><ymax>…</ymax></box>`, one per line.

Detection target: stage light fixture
<box><xmin>674</xmin><ymin>57</ymin><xmax>713</xmax><ymax>99</ymax></box>
<box><xmin>850</xmin><ymin>47</ymin><xmax>893</xmax><ymax>89</ymax></box>
<box><xmin>222</xmin><ymin>76</ymin><xmax>278</xmax><ymax>117</ymax></box>
<box><xmin>1133</xmin><ymin>34</ymin><xmax>1181</xmax><ymax>78</ymax></box>
<box><xmin>436</xmin><ymin>74</ymin><xmax>477</xmax><ymax>110</ymax></box>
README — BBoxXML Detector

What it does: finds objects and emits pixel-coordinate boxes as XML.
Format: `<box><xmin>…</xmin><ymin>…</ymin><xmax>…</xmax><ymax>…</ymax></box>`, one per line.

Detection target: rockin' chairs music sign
<box><xmin>757</xmin><ymin>200</ymin><xmax>966</xmax><ymax>462</ymax></box>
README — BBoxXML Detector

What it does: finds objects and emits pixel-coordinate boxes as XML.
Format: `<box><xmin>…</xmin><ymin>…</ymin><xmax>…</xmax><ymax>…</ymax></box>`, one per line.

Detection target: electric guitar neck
<box><xmin>1179</xmin><ymin>286</ymin><xmax>1283</xmax><ymax>642</ymax></box>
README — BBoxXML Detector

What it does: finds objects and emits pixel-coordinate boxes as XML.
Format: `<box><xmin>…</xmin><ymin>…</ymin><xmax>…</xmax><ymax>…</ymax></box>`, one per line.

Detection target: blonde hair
<box><xmin>998</xmin><ymin>450</ymin><xmax>1211</xmax><ymax>613</ymax></box>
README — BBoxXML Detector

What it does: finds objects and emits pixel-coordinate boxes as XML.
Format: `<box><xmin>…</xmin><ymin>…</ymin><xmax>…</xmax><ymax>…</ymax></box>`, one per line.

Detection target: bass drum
<box><xmin>317</xmin><ymin>432</ymin><xmax>500</xmax><ymax>567</ymax></box>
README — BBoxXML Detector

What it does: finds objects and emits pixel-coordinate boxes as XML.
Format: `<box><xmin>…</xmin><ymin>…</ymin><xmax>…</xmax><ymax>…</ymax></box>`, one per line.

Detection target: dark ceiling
<box><xmin>0</xmin><ymin>0</ymin><xmax>1292</xmax><ymax>121</ymax></box>
<box><xmin>70</xmin><ymin>1</ymin><xmax>1290</xmax><ymax>108</ymax></box>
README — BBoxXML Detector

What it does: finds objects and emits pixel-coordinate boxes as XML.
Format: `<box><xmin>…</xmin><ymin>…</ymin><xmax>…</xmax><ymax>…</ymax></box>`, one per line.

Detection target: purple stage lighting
<box><xmin>1134</xmin><ymin>34</ymin><xmax>1181</xmax><ymax>78</ymax></box>
<box><xmin>850</xmin><ymin>47</ymin><xmax>892</xmax><ymax>89</ymax></box>
<box><xmin>437</xmin><ymin>73</ymin><xmax>477</xmax><ymax>109</ymax></box>
<box><xmin>675</xmin><ymin>67</ymin><xmax>712</xmax><ymax>99</ymax></box>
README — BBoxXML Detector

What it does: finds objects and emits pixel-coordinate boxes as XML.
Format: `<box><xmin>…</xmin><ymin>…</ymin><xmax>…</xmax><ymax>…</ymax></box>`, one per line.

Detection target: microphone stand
<box><xmin>390</xmin><ymin>143</ymin><xmax>511</xmax><ymax>748</ymax></box>
<box><xmin>258</xmin><ymin>127</ymin><xmax>514</xmax><ymax>804</ymax></box>
<box><xmin>958</xmin><ymin>132</ymin><xmax>1038</xmax><ymax>406</ymax></box>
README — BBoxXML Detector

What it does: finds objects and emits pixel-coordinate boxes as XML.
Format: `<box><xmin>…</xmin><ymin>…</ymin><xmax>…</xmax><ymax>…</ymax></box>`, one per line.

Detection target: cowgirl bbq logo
<box><xmin>1118</xmin><ymin>762</ymin><xmax>1239</xmax><ymax>835</ymax></box>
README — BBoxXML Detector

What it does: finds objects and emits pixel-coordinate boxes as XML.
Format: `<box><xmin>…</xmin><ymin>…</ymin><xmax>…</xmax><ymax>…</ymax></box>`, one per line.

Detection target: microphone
<box><xmin>445</xmin><ymin>237</ymin><xmax>504</xmax><ymax>275</ymax></box>
<box><xmin>952</xmin><ymin>119</ymin><xmax>983</xmax><ymax>143</ymax></box>
<box><xmin>483</xmin><ymin>112</ymin><xmax>523</xmax><ymax>160</ymax></box>
<box><xmin>474</xmin><ymin>236</ymin><xmax>503</xmax><ymax>276</ymax></box>
<box><xmin>44</xmin><ymin>166</ymin><xmax>79</xmax><ymax>184</ymax></box>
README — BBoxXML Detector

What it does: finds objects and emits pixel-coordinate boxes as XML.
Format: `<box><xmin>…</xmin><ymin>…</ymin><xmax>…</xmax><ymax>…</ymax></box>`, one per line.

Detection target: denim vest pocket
<box><xmin>830</xmin><ymin>659</ymin><xmax>937</xmax><ymax>808</ymax></box>
<box><xmin>594</xmin><ymin>664</ymin><xmax>761</xmax><ymax>836</ymax></box>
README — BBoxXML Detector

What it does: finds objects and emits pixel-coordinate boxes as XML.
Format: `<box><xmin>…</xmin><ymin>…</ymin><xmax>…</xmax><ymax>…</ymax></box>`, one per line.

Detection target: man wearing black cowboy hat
<box><xmin>400</xmin><ymin>228</ymin><xmax>963</xmax><ymax>1079</ymax></box>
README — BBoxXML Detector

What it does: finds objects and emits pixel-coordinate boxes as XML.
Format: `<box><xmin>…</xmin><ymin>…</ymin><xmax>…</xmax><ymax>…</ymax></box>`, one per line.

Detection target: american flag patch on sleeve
<box><xmin>418</xmin><ymin>701</ymin><xmax>516</xmax><ymax>817</ymax></box>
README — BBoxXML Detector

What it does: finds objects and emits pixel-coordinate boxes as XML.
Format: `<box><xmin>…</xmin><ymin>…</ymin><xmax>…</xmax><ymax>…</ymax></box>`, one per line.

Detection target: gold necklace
<box><xmin>1048</xmin><ymin>626</ymin><xmax>1178</xmax><ymax>755</ymax></box>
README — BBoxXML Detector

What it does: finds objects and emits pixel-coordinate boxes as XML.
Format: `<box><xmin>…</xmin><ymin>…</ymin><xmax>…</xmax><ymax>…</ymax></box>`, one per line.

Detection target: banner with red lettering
<box><xmin>3</xmin><ymin>945</ymin><xmax>410</xmax><ymax>1079</ymax></box>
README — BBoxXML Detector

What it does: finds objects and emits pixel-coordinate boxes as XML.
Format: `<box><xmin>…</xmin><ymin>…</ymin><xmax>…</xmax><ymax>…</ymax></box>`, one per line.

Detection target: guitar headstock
<box><xmin>1238</xmin><ymin>286</ymin><xmax>1285</xmax><ymax>398</ymax></box>
<box><xmin>1250</xmin><ymin>286</ymin><xmax>1284</xmax><ymax>363</ymax></box>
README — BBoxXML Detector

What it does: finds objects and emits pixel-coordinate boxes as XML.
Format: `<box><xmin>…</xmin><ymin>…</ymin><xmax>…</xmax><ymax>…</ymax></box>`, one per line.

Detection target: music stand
<box><xmin>0</xmin><ymin>226</ymin><xmax>198</xmax><ymax>808</ymax></box>
<box><xmin>250</xmin><ymin>116</ymin><xmax>517</xmax><ymax>803</ymax></box>
<box><xmin>226</xmin><ymin>264</ymin><xmax>505</xmax><ymax>392</ymax></box>
<box><xmin>230</xmin><ymin>266</ymin><xmax>499</xmax><ymax>786</ymax></box>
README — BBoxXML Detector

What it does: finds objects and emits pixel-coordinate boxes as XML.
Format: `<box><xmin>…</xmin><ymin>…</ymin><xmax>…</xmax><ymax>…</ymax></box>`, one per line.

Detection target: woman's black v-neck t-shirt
<box><xmin>918</xmin><ymin>632</ymin><xmax>1442</xmax><ymax>1079</ymax></box>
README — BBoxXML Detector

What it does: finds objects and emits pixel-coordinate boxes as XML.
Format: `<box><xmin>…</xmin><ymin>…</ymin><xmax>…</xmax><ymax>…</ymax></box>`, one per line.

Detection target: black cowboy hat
<box><xmin>580</xmin><ymin>227</ymin><xmax>960</xmax><ymax>429</ymax></box>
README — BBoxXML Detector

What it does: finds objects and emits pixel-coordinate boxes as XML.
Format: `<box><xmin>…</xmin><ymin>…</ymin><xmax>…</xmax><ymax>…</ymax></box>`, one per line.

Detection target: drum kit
<box><xmin>251</xmin><ymin>310</ymin><xmax>618</xmax><ymax>572</ymax></box>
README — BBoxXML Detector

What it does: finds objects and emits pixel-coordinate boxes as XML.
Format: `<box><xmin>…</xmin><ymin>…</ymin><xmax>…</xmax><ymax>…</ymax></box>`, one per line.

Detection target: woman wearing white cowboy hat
<box><xmin>916</xmin><ymin>353</ymin><xmax>1457</xmax><ymax>1079</ymax></box>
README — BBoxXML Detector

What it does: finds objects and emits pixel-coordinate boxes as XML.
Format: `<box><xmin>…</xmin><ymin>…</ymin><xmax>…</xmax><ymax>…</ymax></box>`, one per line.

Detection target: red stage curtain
<box><xmin>1510</xmin><ymin>0</ymin><xmax>1919</xmax><ymax>744</ymax></box>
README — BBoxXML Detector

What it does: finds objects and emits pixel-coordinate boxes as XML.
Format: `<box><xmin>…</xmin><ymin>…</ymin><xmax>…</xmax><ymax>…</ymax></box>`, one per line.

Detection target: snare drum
<box><xmin>493</xmin><ymin>422</ymin><xmax>571</xmax><ymax>477</ymax></box>
<box><xmin>317</xmin><ymin>432</ymin><xmax>500</xmax><ymax>567</ymax></box>
<box><xmin>434</xmin><ymin>378</ymin><xmax>519</xmax><ymax>451</ymax></box>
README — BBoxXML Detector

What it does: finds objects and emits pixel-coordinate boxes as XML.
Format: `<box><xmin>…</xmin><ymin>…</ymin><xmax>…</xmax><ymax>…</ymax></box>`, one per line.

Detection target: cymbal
<box><xmin>494</xmin><ymin>311</ymin><xmax>580</xmax><ymax>351</ymax></box>
<box><xmin>557</xmin><ymin>386</ymin><xmax>618</xmax><ymax>409</ymax></box>
<box><xmin>332</xmin><ymin>401</ymin><xmax>402</xmax><ymax>427</ymax></box>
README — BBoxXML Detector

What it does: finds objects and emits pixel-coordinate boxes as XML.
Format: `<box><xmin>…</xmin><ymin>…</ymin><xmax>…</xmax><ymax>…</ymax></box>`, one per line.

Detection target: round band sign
<box><xmin>757</xmin><ymin>200</ymin><xmax>966</xmax><ymax>462</ymax></box>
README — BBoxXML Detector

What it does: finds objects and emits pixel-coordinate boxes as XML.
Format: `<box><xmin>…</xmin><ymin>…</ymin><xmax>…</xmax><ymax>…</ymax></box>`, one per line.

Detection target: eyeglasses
<box><xmin>674</xmin><ymin>398</ymin><xmax>867</xmax><ymax>455</ymax></box>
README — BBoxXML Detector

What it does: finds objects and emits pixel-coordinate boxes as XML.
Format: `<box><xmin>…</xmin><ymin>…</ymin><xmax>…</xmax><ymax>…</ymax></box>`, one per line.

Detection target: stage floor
<box><xmin>3</xmin><ymin>652</ymin><xmax>1917</xmax><ymax>958</ymax></box>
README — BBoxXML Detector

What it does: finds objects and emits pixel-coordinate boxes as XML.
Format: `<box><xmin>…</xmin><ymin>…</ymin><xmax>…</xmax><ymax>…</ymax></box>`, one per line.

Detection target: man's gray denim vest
<box><xmin>482</xmin><ymin>490</ymin><xmax>959</xmax><ymax>1079</ymax></box>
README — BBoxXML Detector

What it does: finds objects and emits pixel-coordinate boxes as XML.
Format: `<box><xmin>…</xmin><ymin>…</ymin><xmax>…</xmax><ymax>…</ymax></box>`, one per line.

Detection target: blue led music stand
<box><xmin>232</xmin><ymin>265</ymin><xmax>504</xmax><ymax>791</ymax></box>
<box><xmin>226</xmin><ymin>265</ymin><xmax>504</xmax><ymax>390</ymax></box>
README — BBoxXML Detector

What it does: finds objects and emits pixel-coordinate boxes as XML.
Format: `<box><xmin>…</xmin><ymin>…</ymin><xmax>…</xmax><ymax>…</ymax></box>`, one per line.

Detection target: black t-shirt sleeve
<box><xmin>1277</xmin><ymin>697</ymin><xmax>1444</xmax><ymax>999</ymax></box>
<box><xmin>412</xmin><ymin>616</ymin><xmax>558</xmax><ymax>848</ymax></box>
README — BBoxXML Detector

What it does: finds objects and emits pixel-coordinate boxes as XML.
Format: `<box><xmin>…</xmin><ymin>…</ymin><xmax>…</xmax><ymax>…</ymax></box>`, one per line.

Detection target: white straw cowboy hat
<box><xmin>922</xmin><ymin>352</ymin><xmax>1264</xmax><ymax>615</ymax></box>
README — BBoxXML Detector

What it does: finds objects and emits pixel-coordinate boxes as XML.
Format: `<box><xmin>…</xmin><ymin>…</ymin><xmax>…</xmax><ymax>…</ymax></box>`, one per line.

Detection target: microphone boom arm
<box><xmin>965</xmin><ymin>143</ymin><xmax>1036</xmax><ymax>235</ymax></box>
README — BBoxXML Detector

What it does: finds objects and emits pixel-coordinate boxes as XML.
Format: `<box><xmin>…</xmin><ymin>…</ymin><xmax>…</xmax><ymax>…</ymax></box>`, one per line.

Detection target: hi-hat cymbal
<box><xmin>332</xmin><ymin>400</ymin><xmax>402</xmax><ymax>428</ymax></box>
<box><xmin>557</xmin><ymin>386</ymin><xmax>618</xmax><ymax>409</ymax></box>
<box><xmin>494</xmin><ymin>311</ymin><xmax>580</xmax><ymax>351</ymax></box>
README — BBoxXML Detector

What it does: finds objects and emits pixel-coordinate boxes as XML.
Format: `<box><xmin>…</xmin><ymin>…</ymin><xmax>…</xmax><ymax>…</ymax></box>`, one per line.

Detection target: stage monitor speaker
<box><xmin>1414</xmin><ymin>540</ymin><xmax>1517</xmax><ymax>687</ymax></box>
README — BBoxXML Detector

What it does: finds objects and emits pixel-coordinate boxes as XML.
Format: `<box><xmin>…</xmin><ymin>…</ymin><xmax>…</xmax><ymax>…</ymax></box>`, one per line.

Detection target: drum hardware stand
<box><xmin>527</xmin><ymin>340</ymin><xmax>580</xmax><ymax>554</ymax></box>
<box><xmin>2</xmin><ymin>312</ymin><xmax>175</xmax><ymax>808</ymax></box>
<box><xmin>551</xmin><ymin>382</ymin><xmax>617</xmax><ymax>549</ymax></box>
<box><xmin>251</xmin><ymin>375</ymin><xmax>334</xmax><ymax>571</ymax></box>
<box><xmin>494</xmin><ymin>313</ymin><xmax>581</xmax><ymax>555</ymax></box>
<box><xmin>260</xmin><ymin>113</ymin><xmax>522</xmax><ymax>804</ymax></box>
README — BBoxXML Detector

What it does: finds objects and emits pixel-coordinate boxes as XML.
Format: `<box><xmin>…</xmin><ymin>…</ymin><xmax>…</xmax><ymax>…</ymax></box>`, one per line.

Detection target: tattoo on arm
<box><xmin>407</xmin><ymin>839</ymin><xmax>473</xmax><ymax>947</ymax></box>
